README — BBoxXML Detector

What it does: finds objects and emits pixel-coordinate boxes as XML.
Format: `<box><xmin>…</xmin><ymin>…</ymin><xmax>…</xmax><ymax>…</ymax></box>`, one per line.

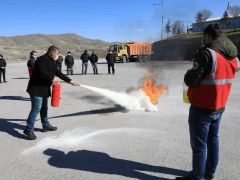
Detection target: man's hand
<box><xmin>70</xmin><ymin>80</ymin><xmax>78</xmax><ymax>86</ymax></box>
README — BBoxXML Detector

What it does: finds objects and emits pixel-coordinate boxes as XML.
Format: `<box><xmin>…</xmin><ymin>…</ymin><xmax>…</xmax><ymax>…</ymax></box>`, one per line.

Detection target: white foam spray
<box><xmin>80</xmin><ymin>84</ymin><xmax>158</xmax><ymax>112</ymax></box>
<box><xmin>21</xmin><ymin>128</ymin><xmax>155</xmax><ymax>155</ymax></box>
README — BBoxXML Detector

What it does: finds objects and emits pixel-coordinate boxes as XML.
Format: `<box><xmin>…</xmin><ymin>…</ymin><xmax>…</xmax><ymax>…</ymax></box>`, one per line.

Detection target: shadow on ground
<box><xmin>0</xmin><ymin>96</ymin><xmax>30</xmax><ymax>101</ymax></box>
<box><xmin>12</xmin><ymin>77</ymin><xmax>29</xmax><ymax>80</ymax></box>
<box><xmin>44</xmin><ymin>149</ymin><xmax>188</xmax><ymax>180</ymax></box>
<box><xmin>50</xmin><ymin>105</ymin><xmax>127</xmax><ymax>119</ymax></box>
<box><xmin>0</xmin><ymin>118</ymin><xmax>41</xmax><ymax>139</ymax></box>
<box><xmin>79</xmin><ymin>95</ymin><xmax>113</xmax><ymax>106</ymax></box>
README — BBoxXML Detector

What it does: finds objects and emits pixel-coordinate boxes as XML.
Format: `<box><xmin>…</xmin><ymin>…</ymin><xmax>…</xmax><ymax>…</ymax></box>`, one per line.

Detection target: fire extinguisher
<box><xmin>28</xmin><ymin>67</ymin><xmax>33</xmax><ymax>77</ymax></box>
<box><xmin>51</xmin><ymin>82</ymin><xmax>61</xmax><ymax>107</ymax></box>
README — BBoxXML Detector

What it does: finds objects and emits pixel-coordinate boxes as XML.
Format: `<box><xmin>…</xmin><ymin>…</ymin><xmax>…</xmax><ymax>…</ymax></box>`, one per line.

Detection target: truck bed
<box><xmin>127</xmin><ymin>43</ymin><xmax>152</xmax><ymax>56</ymax></box>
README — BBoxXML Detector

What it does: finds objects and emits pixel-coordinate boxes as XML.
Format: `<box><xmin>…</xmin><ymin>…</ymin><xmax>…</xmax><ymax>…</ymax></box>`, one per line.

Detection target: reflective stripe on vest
<box><xmin>236</xmin><ymin>57</ymin><xmax>240</xmax><ymax>71</ymax></box>
<box><xmin>200</xmin><ymin>78</ymin><xmax>233</xmax><ymax>85</ymax></box>
<box><xmin>207</xmin><ymin>48</ymin><xmax>217</xmax><ymax>79</ymax></box>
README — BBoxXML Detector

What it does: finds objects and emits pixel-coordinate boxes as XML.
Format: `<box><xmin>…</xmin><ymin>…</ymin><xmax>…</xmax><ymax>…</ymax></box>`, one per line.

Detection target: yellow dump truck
<box><xmin>108</xmin><ymin>43</ymin><xmax>152</xmax><ymax>62</ymax></box>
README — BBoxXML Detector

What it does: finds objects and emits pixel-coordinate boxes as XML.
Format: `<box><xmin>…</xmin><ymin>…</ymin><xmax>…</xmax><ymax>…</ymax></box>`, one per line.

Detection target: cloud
<box><xmin>137</xmin><ymin>28</ymin><xmax>145</xmax><ymax>32</ymax></box>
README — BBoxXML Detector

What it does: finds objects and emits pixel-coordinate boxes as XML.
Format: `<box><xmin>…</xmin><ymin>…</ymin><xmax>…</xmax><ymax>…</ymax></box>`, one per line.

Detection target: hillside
<box><xmin>152</xmin><ymin>30</ymin><xmax>240</xmax><ymax>61</ymax></box>
<box><xmin>0</xmin><ymin>33</ymin><xmax>110</xmax><ymax>61</ymax></box>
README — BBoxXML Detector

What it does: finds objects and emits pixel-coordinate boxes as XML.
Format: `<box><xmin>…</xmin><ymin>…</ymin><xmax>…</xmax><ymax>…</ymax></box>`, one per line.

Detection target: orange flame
<box><xmin>141</xmin><ymin>79</ymin><xmax>167</xmax><ymax>105</ymax></box>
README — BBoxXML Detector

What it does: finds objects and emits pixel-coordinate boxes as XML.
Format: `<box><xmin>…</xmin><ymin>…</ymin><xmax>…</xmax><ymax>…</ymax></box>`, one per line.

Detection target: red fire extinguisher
<box><xmin>51</xmin><ymin>82</ymin><xmax>61</xmax><ymax>107</ymax></box>
<box><xmin>28</xmin><ymin>68</ymin><xmax>33</xmax><ymax>77</ymax></box>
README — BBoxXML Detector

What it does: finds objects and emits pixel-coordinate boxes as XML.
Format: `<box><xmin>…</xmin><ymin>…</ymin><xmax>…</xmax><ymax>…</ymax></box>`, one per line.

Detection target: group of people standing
<box><xmin>80</xmin><ymin>50</ymin><xmax>98</xmax><ymax>74</ymax></box>
<box><xmin>1</xmin><ymin>49</ymin><xmax>116</xmax><ymax>85</ymax></box>
<box><xmin>79</xmin><ymin>50</ymin><xmax>116</xmax><ymax>75</ymax></box>
<box><xmin>28</xmin><ymin>50</ymin><xmax>116</xmax><ymax>76</ymax></box>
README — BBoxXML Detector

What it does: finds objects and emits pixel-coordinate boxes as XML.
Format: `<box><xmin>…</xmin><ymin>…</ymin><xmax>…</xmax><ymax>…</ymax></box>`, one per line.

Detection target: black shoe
<box><xmin>204</xmin><ymin>175</ymin><xmax>214</xmax><ymax>180</ymax></box>
<box><xmin>42</xmin><ymin>124</ymin><xmax>57</xmax><ymax>132</ymax></box>
<box><xmin>0</xmin><ymin>81</ymin><xmax>2</xmax><ymax>83</ymax></box>
<box><xmin>4</xmin><ymin>81</ymin><xmax>7</xmax><ymax>83</ymax></box>
<box><xmin>23</xmin><ymin>129</ymin><xmax>37</xmax><ymax>140</ymax></box>
<box><xmin>175</xmin><ymin>175</ymin><xmax>192</xmax><ymax>180</ymax></box>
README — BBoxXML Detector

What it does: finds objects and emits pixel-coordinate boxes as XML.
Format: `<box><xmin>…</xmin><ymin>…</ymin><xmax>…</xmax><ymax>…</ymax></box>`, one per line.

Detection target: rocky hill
<box><xmin>0</xmin><ymin>33</ymin><xmax>110</xmax><ymax>61</ymax></box>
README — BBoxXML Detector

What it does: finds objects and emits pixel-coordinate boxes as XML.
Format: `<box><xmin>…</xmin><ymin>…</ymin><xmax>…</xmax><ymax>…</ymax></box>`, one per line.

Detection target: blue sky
<box><xmin>0</xmin><ymin>0</ymin><xmax>239</xmax><ymax>42</ymax></box>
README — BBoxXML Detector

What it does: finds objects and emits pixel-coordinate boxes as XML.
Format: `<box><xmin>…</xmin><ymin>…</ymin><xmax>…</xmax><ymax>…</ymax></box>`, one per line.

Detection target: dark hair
<box><xmin>68</xmin><ymin>51</ymin><xmax>71</xmax><ymax>54</ymax></box>
<box><xmin>30</xmin><ymin>51</ymin><xmax>37</xmax><ymax>57</ymax></box>
<box><xmin>47</xmin><ymin>46</ymin><xmax>59</xmax><ymax>53</ymax></box>
<box><xmin>0</xmin><ymin>54</ymin><xmax>3</xmax><ymax>58</ymax></box>
<box><xmin>203</xmin><ymin>23</ymin><xmax>222</xmax><ymax>40</ymax></box>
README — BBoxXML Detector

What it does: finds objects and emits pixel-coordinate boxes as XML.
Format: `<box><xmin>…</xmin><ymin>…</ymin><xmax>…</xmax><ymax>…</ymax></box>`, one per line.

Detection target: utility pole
<box><xmin>153</xmin><ymin>0</ymin><xmax>164</xmax><ymax>40</ymax></box>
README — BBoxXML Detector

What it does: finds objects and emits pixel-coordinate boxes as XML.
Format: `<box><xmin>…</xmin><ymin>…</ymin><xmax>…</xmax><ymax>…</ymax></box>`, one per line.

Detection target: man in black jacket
<box><xmin>90</xmin><ymin>51</ymin><xmax>99</xmax><ymax>74</ymax></box>
<box><xmin>81</xmin><ymin>50</ymin><xmax>90</xmax><ymax>74</ymax></box>
<box><xmin>106</xmin><ymin>51</ymin><xmax>115</xmax><ymax>74</ymax></box>
<box><xmin>65</xmin><ymin>51</ymin><xmax>74</xmax><ymax>75</ymax></box>
<box><xmin>0</xmin><ymin>54</ymin><xmax>7</xmax><ymax>83</ymax></box>
<box><xmin>176</xmin><ymin>24</ymin><xmax>239</xmax><ymax>180</ymax></box>
<box><xmin>24</xmin><ymin>46</ymin><xmax>77</xmax><ymax>140</ymax></box>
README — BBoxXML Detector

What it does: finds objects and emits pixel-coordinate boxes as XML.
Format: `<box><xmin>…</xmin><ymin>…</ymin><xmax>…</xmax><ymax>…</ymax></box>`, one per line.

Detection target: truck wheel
<box><xmin>122</xmin><ymin>55</ymin><xmax>127</xmax><ymax>63</ymax></box>
<box><xmin>144</xmin><ymin>55</ymin><xmax>149</xmax><ymax>62</ymax></box>
<box><xmin>137</xmin><ymin>56</ymin><xmax>140</xmax><ymax>62</ymax></box>
<box><xmin>138</xmin><ymin>56</ymin><xmax>144</xmax><ymax>62</ymax></box>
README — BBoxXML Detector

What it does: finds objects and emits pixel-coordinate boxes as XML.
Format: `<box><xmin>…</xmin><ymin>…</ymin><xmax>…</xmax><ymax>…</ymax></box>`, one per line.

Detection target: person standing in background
<box><xmin>90</xmin><ymin>51</ymin><xmax>99</xmax><ymax>74</ymax></box>
<box><xmin>55</xmin><ymin>52</ymin><xmax>64</xmax><ymax>72</ymax></box>
<box><xmin>27</xmin><ymin>51</ymin><xmax>38</xmax><ymax>78</ymax></box>
<box><xmin>65</xmin><ymin>51</ymin><xmax>74</xmax><ymax>75</ymax></box>
<box><xmin>80</xmin><ymin>50</ymin><xmax>90</xmax><ymax>75</ymax></box>
<box><xmin>0</xmin><ymin>54</ymin><xmax>7</xmax><ymax>83</ymax></box>
<box><xmin>106</xmin><ymin>51</ymin><xmax>115</xmax><ymax>75</ymax></box>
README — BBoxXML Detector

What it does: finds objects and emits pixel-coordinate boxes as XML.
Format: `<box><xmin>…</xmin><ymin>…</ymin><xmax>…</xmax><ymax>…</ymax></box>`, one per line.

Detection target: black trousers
<box><xmin>108</xmin><ymin>63</ymin><xmax>115</xmax><ymax>74</ymax></box>
<box><xmin>0</xmin><ymin>68</ymin><xmax>6</xmax><ymax>82</ymax></box>
<box><xmin>67</xmin><ymin>66</ymin><xmax>73</xmax><ymax>75</ymax></box>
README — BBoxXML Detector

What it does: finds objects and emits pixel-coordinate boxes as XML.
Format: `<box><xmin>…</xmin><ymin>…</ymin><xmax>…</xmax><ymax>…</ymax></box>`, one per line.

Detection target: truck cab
<box><xmin>109</xmin><ymin>44</ymin><xmax>128</xmax><ymax>63</ymax></box>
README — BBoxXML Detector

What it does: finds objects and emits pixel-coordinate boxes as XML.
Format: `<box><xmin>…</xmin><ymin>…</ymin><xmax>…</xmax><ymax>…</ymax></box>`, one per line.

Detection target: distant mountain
<box><xmin>0</xmin><ymin>33</ymin><xmax>110</xmax><ymax>61</ymax></box>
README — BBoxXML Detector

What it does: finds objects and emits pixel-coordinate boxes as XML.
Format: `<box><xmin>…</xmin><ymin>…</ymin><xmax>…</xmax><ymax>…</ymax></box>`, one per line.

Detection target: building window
<box><xmin>226</xmin><ymin>21</ymin><xmax>231</xmax><ymax>27</ymax></box>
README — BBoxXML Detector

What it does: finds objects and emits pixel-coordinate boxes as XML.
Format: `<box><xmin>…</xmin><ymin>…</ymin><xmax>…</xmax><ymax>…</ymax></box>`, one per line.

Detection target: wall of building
<box><xmin>190</xmin><ymin>17</ymin><xmax>240</xmax><ymax>32</ymax></box>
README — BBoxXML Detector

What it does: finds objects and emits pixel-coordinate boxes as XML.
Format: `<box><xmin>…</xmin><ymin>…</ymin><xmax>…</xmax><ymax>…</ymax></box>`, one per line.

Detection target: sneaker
<box><xmin>23</xmin><ymin>129</ymin><xmax>37</xmax><ymax>140</ymax></box>
<box><xmin>175</xmin><ymin>175</ymin><xmax>192</xmax><ymax>180</ymax></box>
<box><xmin>42</xmin><ymin>124</ymin><xmax>57</xmax><ymax>132</ymax></box>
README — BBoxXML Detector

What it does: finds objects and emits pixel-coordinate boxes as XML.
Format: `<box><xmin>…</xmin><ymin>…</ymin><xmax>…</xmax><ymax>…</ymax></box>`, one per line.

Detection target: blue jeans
<box><xmin>189</xmin><ymin>106</ymin><xmax>222</xmax><ymax>180</ymax></box>
<box><xmin>92</xmin><ymin>63</ymin><xmax>98</xmax><ymax>74</ymax></box>
<box><xmin>26</xmin><ymin>96</ymin><xmax>50</xmax><ymax>131</ymax></box>
<box><xmin>82</xmin><ymin>62</ymin><xmax>88</xmax><ymax>74</ymax></box>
